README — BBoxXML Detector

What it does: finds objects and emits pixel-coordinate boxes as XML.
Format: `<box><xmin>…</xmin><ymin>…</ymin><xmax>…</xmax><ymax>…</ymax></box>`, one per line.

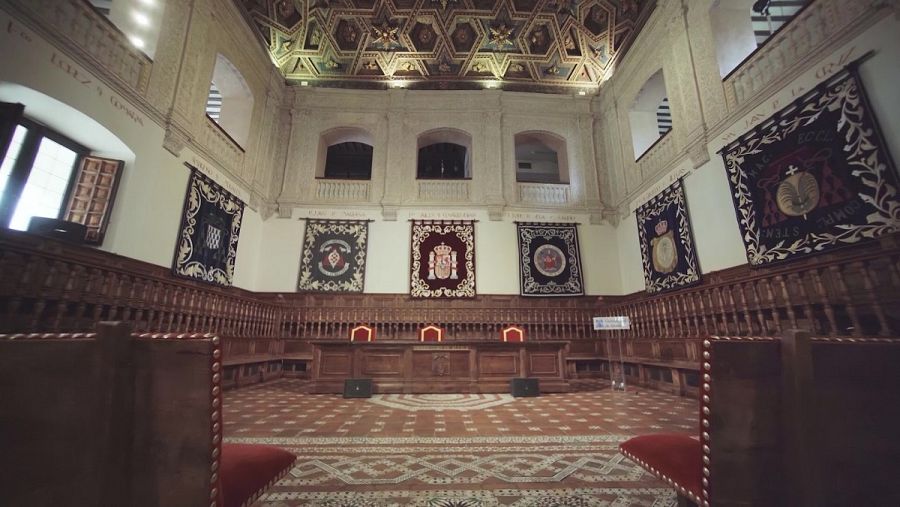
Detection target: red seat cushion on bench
<box><xmin>220</xmin><ymin>443</ymin><xmax>296</xmax><ymax>507</ymax></box>
<box><xmin>620</xmin><ymin>433</ymin><xmax>703</xmax><ymax>499</ymax></box>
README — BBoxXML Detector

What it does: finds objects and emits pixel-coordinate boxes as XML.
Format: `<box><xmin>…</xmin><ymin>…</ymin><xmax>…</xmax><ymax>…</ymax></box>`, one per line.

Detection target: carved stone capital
<box><xmin>381</xmin><ymin>205</ymin><xmax>399</xmax><ymax>221</ymax></box>
<box><xmin>162</xmin><ymin>126</ymin><xmax>189</xmax><ymax>157</ymax></box>
<box><xmin>251</xmin><ymin>193</ymin><xmax>278</xmax><ymax>220</ymax></box>
<box><xmin>686</xmin><ymin>134</ymin><xmax>710</xmax><ymax>169</ymax></box>
<box><xmin>601</xmin><ymin>207</ymin><xmax>622</xmax><ymax>227</ymax></box>
<box><xmin>487</xmin><ymin>205</ymin><xmax>504</xmax><ymax>221</ymax></box>
<box><xmin>277</xmin><ymin>203</ymin><xmax>293</xmax><ymax>219</ymax></box>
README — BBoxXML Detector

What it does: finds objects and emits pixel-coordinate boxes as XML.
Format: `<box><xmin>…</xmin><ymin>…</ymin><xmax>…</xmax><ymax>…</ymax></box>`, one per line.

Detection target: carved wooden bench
<box><xmin>620</xmin><ymin>330</ymin><xmax>900</xmax><ymax>506</ymax></box>
<box><xmin>0</xmin><ymin>322</ymin><xmax>295</xmax><ymax>507</ymax></box>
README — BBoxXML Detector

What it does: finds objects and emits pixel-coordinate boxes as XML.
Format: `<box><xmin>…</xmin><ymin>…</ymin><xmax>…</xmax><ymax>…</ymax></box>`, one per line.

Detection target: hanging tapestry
<box><xmin>297</xmin><ymin>219</ymin><xmax>369</xmax><ymax>292</ymax></box>
<box><xmin>636</xmin><ymin>180</ymin><xmax>701</xmax><ymax>294</ymax></box>
<box><xmin>721</xmin><ymin>69</ymin><xmax>900</xmax><ymax>266</ymax></box>
<box><xmin>516</xmin><ymin>223</ymin><xmax>584</xmax><ymax>296</ymax></box>
<box><xmin>172</xmin><ymin>168</ymin><xmax>244</xmax><ymax>287</ymax></box>
<box><xmin>410</xmin><ymin>220</ymin><xmax>476</xmax><ymax>298</ymax></box>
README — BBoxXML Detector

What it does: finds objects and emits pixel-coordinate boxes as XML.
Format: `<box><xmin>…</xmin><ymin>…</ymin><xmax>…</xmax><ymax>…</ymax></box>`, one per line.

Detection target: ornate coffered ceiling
<box><xmin>236</xmin><ymin>0</ymin><xmax>655</xmax><ymax>93</ymax></box>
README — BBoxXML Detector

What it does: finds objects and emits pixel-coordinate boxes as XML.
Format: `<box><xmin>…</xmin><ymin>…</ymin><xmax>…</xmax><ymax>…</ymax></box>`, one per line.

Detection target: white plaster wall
<box><xmin>615</xmin><ymin>215</ymin><xmax>645</xmax><ymax>295</ymax></box>
<box><xmin>681</xmin><ymin>157</ymin><xmax>748</xmax><ymax>273</ymax></box>
<box><xmin>252</xmin><ymin>211</ymin><xmax>623</xmax><ymax>295</ymax></box>
<box><xmin>0</xmin><ymin>10</ymin><xmax>262</xmax><ymax>291</ymax></box>
<box><xmin>233</xmin><ymin>207</ymin><xmax>262</xmax><ymax>289</ymax></box>
<box><xmin>252</xmin><ymin>216</ymin><xmax>305</xmax><ymax>292</ymax></box>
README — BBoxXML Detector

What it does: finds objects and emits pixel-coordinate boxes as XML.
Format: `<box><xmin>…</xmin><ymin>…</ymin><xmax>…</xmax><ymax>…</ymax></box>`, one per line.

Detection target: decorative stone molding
<box><xmin>381</xmin><ymin>205</ymin><xmax>399</xmax><ymax>221</ymax></box>
<box><xmin>277</xmin><ymin>204</ymin><xmax>293</xmax><ymax>219</ymax></box>
<box><xmin>723</xmin><ymin>0</ymin><xmax>880</xmax><ymax>111</ymax></box>
<box><xmin>4</xmin><ymin>0</ymin><xmax>152</xmax><ymax>94</ymax></box>
<box><xmin>163</xmin><ymin>126</ymin><xmax>190</xmax><ymax>157</ymax></box>
<box><xmin>517</xmin><ymin>183</ymin><xmax>570</xmax><ymax>206</ymax></box>
<box><xmin>250</xmin><ymin>193</ymin><xmax>277</xmax><ymax>220</ymax></box>
<box><xmin>487</xmin><ymin>205</ymin><xmax>504</xmax><ymax>221</ymax></box>
<box><xmin>314</xmin><ymin>180</ymin><xmax>370</xmax><ymax>202</ymax></box>
<box><xmin>417</xmin><ymin>181</ymin><xmax>469</xmax><ymax>202</ymax></box>
<box><xmin>686</xmin><ymin>133</ymin><xmax>710</xmax><ymax>169</ymax></box>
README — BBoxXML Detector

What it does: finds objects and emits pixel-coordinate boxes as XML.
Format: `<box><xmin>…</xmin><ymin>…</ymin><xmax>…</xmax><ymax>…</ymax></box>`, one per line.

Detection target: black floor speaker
<box><xmin>343</xmin><ymin>378</ymin><xmax>373</xmax><ymax>398</ymax></box>
<box><xmin>510</xmin><ymin>378</ymin><xmax>539</xmax><ymax>397</ymax></box>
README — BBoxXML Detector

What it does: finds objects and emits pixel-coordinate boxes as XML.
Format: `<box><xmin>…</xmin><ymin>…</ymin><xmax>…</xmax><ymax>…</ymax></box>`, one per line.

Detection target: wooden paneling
<box><xmin>311</xmin><ymin>341</ymin><xmax>567</xmax><ymax>393</ymax></box>
<box><xmin>361</xmin><ymin>352</ymin><xmax>404</xmax><ymax>377</ymax></box>
<box><xmin>528</xmin><ymin>353</ymin><xmax>559</xmax><ymax>376</ymax></box>
<box><xmin>320</xmin><ymin>352</ymin><xmax>352</xmax><ymax>376</ymax></box>
<box><xmin>411</xmin><ymin>351</ymin><xmax>470</xmax><ymax>378</ymax></box>
<box><xmin>478</xmin><ymin>353</ymin><xmax>519</xmax><ymax>376</ymax></box>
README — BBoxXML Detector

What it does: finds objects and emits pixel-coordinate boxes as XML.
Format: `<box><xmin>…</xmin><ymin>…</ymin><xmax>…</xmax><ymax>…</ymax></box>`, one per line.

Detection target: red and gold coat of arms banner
<box><xmin>410</xmin><ymin>220</ymin><xmax>476</xmax><ymax>298</ymax></box>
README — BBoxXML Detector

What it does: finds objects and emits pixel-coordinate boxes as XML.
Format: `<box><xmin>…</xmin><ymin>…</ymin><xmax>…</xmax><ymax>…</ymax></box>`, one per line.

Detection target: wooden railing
<box><xmin>266</xmin><ymin>293</ymin><xmax>598</xmax><ymax>341</ymax></box>
<box><xmin>0</xmin><ymin>230</ymin><xmax>282</xmax><ymax>337</ymax></box>
<box><xmin>595</xmin><ymin>234</ymin><xmax>900</xmax><ymax>372</ymax></box>
<box><xmin>2</xmin><ymin>228</ymin><xmax>898</xmax><ymax>390</ymax></box>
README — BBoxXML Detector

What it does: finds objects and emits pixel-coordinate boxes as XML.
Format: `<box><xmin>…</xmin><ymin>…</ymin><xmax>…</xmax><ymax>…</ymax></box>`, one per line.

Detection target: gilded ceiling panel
<box><xmin>236</xmin><ymin>0</ymin><xmax>654</xmax><ymax>93</ymax></box>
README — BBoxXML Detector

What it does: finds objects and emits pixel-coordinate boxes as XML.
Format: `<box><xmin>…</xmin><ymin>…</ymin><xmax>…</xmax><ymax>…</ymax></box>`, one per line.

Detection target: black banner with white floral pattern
<box><xmin>410</xmin><ymin>220</ymin><xmax>476</xmax><ymax>298</ymax></box>
<box><xmin>297</xmin><ymin>219</ymin><xmax>368</xmax><ymax>292</ymax></box>
<box><xmin>172</xmin><ymin>168</ymin><xmax>244</xmax><ymax>287</ymax></box>
<box><xmin>517</xmin><ymin>223</ymin><xmax>584</xmax><ymax>296</ymax></box>
<box><xmin>721</xmin><ymin>69</ymin><xmax>900</xmax><ymax>266</ymax></box>
<box><xmin>636</xmin><ymin>180</ymin><xmax>700</xmax><ymax>294</ymax></box>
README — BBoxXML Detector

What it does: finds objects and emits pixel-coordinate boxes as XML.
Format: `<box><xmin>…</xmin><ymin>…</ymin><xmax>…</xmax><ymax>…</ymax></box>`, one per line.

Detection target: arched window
<box><xmin>629</xmin><ymin>70</ymin><xmax>670</xmax><ymax>159</ymax></box>
<box><xmin>514</xmin><ymin>131</ymin><xmax>569</xmax><ymax>184</ymax></box>
<box><xmin>0</xmin><ymin>83</ymin><xmax>133</xmax><ymax>245</ymax></box>
<box><xmin>710</xmin><ymin>0</ymin><xmax>810</xmax><ymax>77</ymax></box>
<box><xmin>317</xmin><ymin>127</ymin><xmax>374</xmax><ymax>179</ymax></box>
<box><xmin>416</xmin><ymin>129</ymin><xmax>472</xmax><ymax>179</ymax></box>
<box><xmin>88</xmin><ymin>0</ymin><xmax>166</xmax><ymax>58</ymax></box>
<box><xmin>206</xmin><ymin>54</ymin><xmax>254</xmax><ymax>147</ymax></box>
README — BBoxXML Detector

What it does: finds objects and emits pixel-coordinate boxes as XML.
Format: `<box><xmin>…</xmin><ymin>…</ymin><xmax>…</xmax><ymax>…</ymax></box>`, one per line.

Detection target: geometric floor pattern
<box><xmin>223</xmin><ymin>379</ymin><xmax>698</xmax><ymax>506</ymax></box>
<box><xmin>368</xmin><ymin>393</ymin><xmax>517</xmax><ymax>412</ymax></box>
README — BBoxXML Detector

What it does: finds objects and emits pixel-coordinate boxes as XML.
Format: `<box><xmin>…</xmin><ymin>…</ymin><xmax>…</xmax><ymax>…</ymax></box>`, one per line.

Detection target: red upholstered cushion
<box><xmin>220</xmin><ymin>443</ymin><xmax>296</xmax><ymax>507</ymax></box>
<box><xmin>620</xmin><ymin>433</ymin><xmax>703</xmax><ymax>499</ymax></box>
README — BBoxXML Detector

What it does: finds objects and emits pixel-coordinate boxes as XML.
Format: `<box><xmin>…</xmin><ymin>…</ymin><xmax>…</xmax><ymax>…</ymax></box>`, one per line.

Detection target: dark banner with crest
<box><xmin>410</xmin><ymin>220</ymin><xmax>476</xmax><ymax>298</ymax></box>
<box><xmin>636</xmin><ymin>180</ymin><xmax>700</xmax><ymax>294</ymax></box>
<box><xmin>721</xmin><ymin>67</ymin><xmax>900</xmax><ymax>266</ymax></box>
<box><xmin>172</xmin><ymin>168</ymin><xmax>244</xmax><ymax>287</ymax></box>
<box><xmin>297</xmin><ymin>219</ymin><xmax>369</xmax><ymax>292</ymax></box>
<box><xmin>517</xmin><ymin>223</ymin><xmax>584</xmax><ymax>296</ymax></box>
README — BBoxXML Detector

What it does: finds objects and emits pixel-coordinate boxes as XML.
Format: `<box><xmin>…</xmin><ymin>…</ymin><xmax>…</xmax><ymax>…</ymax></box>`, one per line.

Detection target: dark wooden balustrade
<box><xmin>2</xmin><ymin>228</ymin><xmax>898</xmax><ymax>394</ymax></box>
<box><xmin>596</xmin><ymin>233</ymin><xmax>900</xmax><ymax>390</ymax></box>
<box><xmin>0</xmin><ymin>230</ymin><xmax>283</xmax><ymax>337</ymax></box>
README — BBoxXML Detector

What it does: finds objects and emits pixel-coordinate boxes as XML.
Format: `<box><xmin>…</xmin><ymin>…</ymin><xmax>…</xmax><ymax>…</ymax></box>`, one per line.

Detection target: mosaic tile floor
<box><xmin>223</xmin><ymin>380</ymin><xmax>697</xmax><ymax>507</ymax></box>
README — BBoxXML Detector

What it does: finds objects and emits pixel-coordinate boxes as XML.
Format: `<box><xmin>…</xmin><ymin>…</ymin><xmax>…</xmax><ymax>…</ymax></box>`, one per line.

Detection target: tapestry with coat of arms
<box><xmin>636</xmin><ymin>180</ymin><xmax>701</xmax><ymax>294</ymax></box>
<box><xmin>721</xmin><ymin>68</ymin><xmax>900</xmax><ymax>266</ymax></box>
<box><xmin>172</xmin><ymin>168</ymin><xmax>244</xmax><ymax>287</ymax></box>
<box><xmin>297</xmin><ymin>219</ymin><xmax>368</xmax><ymax>292</ymax></box>
<box><xmin>410</xmin><ymin>220</ymin><xmax>476</xmax><ymax>298</ymax></box>
<box><xmin>516</xmin><ymin>223</ymin><xmax>584</xmax><ymax>296</ymax></box>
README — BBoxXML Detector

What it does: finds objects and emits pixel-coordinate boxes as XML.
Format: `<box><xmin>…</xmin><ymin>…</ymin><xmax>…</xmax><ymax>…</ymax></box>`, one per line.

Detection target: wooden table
<box><xmin>309</xmin><ymin>340</ymin><xmax>569</xmax><ymax>394</ymax></box>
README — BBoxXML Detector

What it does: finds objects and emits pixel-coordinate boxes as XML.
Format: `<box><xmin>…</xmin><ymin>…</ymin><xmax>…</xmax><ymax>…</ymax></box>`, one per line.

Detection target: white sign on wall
<box><xmin>592</xmin><ymin>316</ymin><xmax>631</xmax><ymax>330</ymax></box>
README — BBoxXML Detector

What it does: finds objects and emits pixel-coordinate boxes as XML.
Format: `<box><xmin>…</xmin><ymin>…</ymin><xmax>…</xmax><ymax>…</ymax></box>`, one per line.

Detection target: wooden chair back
<box><xmin>703</xmin><ymin>332</ymin><xmax>900</xmax><ymax>506</ymax></box>
<box><xmin>0</xmin><ymin>322</ymin><xmax>222</xmax><ymax>507</ymax></box>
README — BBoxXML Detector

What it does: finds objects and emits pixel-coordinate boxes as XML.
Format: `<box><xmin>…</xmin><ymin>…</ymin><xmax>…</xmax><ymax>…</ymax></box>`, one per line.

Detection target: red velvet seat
<box><xmin>619</xmin><ymin>433</ymin><xmax>703</xmax><ymax>503</ymax></box>
<box><xmin>219</xmin><ymin>443</ymin><xmax>296</xmax><ymax>507</ymax></box>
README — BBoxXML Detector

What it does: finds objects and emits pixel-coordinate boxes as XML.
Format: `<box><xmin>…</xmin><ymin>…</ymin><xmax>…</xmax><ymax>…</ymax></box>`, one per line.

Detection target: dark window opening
<box><xmin>417</xmin><ymin>142</ymin><xmax>467</xmax><ymax>179</ymax></box>
<box><xmin>323</xmin><ymin>142</ymin><xmax>373</xmax><ymax>179</ymax></box>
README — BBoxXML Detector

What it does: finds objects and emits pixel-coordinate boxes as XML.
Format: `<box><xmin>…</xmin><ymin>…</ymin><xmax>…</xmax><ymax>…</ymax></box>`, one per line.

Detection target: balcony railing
<box><xmin>417</xmin><ymin>180</ymin><xmax>469</xmax><ymax>202</ymax></box>
<box><xmin>5</xmin><ymin>0</ymin><xmax>152</xmax><ymax>94</ymax></box>
<box><xmin>723</xmin><ymin>0</ymin><xmax>880</xmax><ymax>111</ymax></box>
<box><xmin>518</xmin><ymin>183</ymin><xmax>570</xmax><ymax>205</ymax></box>
<box><xmin>315</xmin><ymin>180</ymin><xmax>370</xmax><ymax>202</ymax></box>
